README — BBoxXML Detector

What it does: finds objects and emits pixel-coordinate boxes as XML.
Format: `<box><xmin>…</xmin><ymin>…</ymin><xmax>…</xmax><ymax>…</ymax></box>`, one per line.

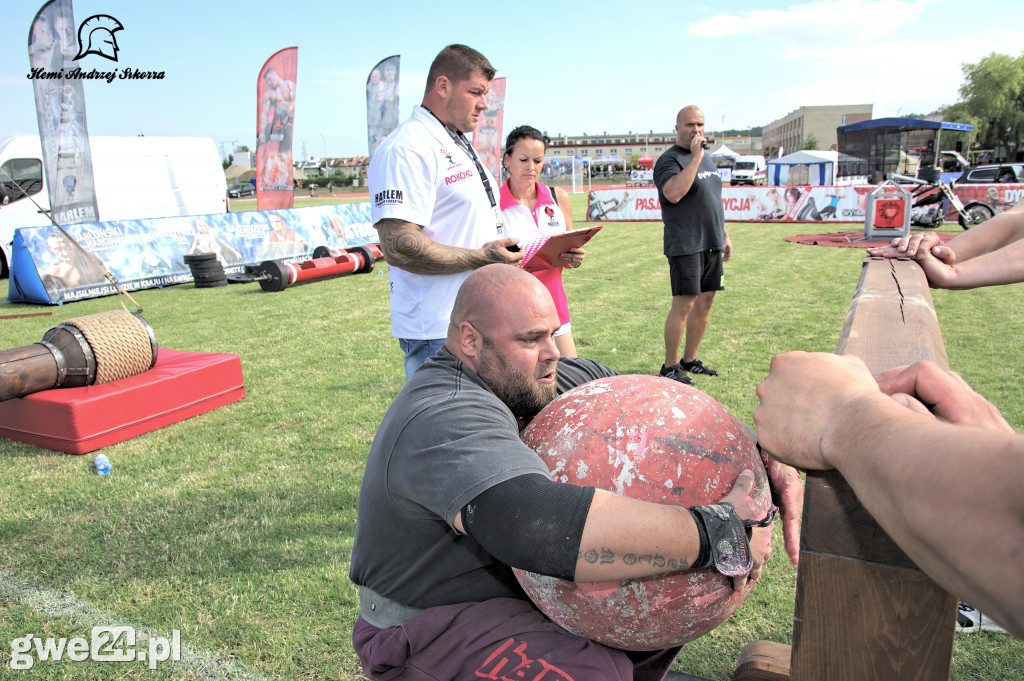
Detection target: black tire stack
<box><xmin>184</xmin><ymin>253</ymin><xmax>227</xmax><ymax>288</ymax></box>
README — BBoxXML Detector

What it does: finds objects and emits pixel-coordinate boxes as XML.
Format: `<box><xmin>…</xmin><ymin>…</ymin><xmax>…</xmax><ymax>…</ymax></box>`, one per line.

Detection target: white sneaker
<box><xmin>956</xmin><ymin>602</ymin><xmax>1008</xmax><ymax>634</ymax></box>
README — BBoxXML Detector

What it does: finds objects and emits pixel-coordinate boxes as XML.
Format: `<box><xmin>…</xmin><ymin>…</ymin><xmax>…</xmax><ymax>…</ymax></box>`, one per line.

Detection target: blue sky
<box><xmin>2</xmin><ymin>0</ymin><xmax>1022</xmax><ymax>161</ymax></box>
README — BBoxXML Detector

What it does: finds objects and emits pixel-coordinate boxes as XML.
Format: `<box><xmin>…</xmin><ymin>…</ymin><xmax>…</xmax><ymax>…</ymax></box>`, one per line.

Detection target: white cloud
<box><xmin>688</xmin><ymin>0</ymin><xmax>927</xmax><ymax>44</ymax></box>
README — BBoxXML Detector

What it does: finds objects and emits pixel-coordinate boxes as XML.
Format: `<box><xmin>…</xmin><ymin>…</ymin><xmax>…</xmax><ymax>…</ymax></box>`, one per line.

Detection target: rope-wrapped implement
<box><xmin>0</xmin><ymin>310</ymin><xmax>157</xmax><ymax>402</ymax></box>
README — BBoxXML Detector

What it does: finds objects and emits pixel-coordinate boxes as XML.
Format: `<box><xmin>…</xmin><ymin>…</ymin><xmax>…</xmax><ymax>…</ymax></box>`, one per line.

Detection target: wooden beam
<box><xmin>736</xmin><ymin>257</ymin><xmax>957</xmax><ymax>681</ymax></box>
<box><xmin>835</xmin><ymin>257</ymin><xmax>949</xmax><ymax>373</ymax></box>
<box><xmin>735</xmin><ymin>640</ymin><xmax>791</xmax><ymax>681</ymax></box>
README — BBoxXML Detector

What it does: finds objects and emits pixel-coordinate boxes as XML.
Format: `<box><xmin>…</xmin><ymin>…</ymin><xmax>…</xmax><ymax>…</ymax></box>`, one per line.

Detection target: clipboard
<box><xmin>518</xmin><ymin>226</ymin><xmax>603</xmax><ymax>272</ymax></box>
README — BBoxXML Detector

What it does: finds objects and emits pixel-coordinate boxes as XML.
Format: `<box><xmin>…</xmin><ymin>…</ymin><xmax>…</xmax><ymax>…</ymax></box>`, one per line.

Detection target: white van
<box><xmin>731</xmin><ymin>155</ymin><xmax>767</xmax><ymax>186</ymax></box>
<box><xmin>0</xmin><ymin>135</ymin><xmax>227</xmax><ymax>277</ymax></box>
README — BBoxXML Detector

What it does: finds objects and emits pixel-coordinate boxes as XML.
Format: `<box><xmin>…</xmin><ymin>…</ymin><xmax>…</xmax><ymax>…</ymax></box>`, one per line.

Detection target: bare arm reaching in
<box><xmin>866</xmin><ymin>200</ymin><xmax>1024</xmax><ymax>289</ymax></box>
<box><xmin>754</xmin><ymin>352</ymin><xmax>1024</xmax><ymax>639</ymax></box>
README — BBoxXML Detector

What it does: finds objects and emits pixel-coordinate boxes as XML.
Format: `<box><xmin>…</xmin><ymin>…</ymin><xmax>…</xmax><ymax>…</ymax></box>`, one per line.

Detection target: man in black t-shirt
<box><xmin>653</xmin><ymin>106</ymin><xmax>732</xmax><ymax>385</ymax></box>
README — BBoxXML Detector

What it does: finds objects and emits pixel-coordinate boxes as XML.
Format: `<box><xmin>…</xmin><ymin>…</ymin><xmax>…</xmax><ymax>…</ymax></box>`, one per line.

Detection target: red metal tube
<box><xmin>258</xmin><ymin>244</ymin><xmax>378</xmax><ymax>292</ymax></box>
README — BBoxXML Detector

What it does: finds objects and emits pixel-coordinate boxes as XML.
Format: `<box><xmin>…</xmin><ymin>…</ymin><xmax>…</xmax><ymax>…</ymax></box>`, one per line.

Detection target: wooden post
<box><xmin>736</xmin><ymin>257</ymin><xmax>957</xmax><ymax>681</ymax></box>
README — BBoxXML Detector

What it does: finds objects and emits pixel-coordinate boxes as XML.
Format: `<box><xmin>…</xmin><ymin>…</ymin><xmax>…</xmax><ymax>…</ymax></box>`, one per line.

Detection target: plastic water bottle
<box><xmin>94</xmin><ymin>454</ymin><xmax>112</xmax><ymax>476</ymax></box>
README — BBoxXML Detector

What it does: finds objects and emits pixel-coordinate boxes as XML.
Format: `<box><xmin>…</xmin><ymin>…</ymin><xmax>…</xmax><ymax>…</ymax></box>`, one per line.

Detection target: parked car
<box><xmin>954</xmin><ymin>163</ymin><xmax>1024</xmax><ymax>184</ymax></box>
<box><xmin>938</xmin><ymin>163</ymin><xmax>1024</xmax><ymax>228</ymax></box>
<box><xmin>228</xmin><ymin>182</ymin><xmax>255</xmax><ymax>198</ymax></box>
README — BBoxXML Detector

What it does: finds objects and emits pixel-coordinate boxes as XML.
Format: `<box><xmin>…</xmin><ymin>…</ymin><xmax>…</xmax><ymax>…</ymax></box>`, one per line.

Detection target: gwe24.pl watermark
<box><xmin>9</xmin><ymin>626</ymin><xmax>180</xmax><ymax>670</ymax></box>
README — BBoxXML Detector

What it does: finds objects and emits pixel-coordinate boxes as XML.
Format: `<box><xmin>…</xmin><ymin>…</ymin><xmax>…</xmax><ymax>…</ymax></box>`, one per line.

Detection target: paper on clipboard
<box><xmin>517</xmin><ymin>226</ymin><xmax>603</xmax><ymax>272</ymax></box>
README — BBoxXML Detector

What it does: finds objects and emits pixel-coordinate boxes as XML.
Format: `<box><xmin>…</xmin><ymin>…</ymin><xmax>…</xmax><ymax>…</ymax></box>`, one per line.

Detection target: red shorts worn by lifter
<box><xmin>352</xmin><ymin>597</ymin><xmax>680</xmax><ymax>681</ymax></box>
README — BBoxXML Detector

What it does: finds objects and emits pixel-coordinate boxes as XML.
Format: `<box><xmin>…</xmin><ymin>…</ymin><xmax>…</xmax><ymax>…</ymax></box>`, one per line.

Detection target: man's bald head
<box><xmin>677</xmin><ymin>105</ymin><xmax>703</xmax><ymax>126</ymax></box>
<box><xmin>675</xmin><ymin>106</ymin><xmax>706</xmax><ymax>148</ymax></box>
<box><xmin>450</xmin><ymin>264</ymin><xmax>546</xmax><ymax>336</ymax></box>
<box><xmin>447</xmin><ymin>264</ymin><xmax>560</xmax><ymax>369</ymax></box>
<box><xmin>448</xmin><ymin>264</ymin><xmax>562</xmax><ymax>415</ymax></box>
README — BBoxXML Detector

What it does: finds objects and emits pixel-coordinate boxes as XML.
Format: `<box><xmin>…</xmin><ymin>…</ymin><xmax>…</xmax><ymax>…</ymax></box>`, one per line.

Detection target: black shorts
<box><xmin>667</xmin><ymin>250</ymin><xmax>724</xmax><ymax>296</ymax></box>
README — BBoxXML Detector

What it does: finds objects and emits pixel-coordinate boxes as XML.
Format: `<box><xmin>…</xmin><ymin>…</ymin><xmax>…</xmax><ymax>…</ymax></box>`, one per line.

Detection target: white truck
<box><xmin>0</xmin><ymin>135</ymin><xmax>227</xmax><ymax>277</ymax></box>
<box><xmin>730</xmin><ymin>155</ymin><xmax>767</xmax><ymax>186</ymax></box>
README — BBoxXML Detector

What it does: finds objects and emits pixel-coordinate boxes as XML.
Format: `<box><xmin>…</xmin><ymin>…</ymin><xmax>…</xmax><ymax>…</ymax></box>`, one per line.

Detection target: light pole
<box><xmin>318</xmin><ymin>133</ymin><xmax>327</xmax><ymax>159</ymax></box>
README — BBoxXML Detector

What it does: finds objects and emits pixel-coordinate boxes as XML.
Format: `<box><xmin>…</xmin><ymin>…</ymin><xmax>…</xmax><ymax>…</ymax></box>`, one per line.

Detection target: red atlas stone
<box><xmin>515</xmin><ymin>374</ymin><xmax>770</xmax><ymax>650</ymax></box>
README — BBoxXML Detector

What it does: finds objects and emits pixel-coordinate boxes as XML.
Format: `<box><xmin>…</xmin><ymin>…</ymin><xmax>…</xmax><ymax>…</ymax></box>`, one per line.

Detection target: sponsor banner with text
<box><xmin>586</xmin><ymin>184</ymin><xmax>1024</xmax><ymax>223</ymax></box>
<box><xmin>9</xmin><ymin>203</ymin><xmax>376</xmax><ymax>305</ymax></box>
<box><xmin>27</xmin><ymin>0</ymin><xmax>101</xmax><ymax>225</ymax></box>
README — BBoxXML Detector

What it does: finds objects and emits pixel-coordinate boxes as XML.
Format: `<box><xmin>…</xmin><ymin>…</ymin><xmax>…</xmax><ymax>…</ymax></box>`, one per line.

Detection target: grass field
<box><xmin>1</xmin><ymin>193</ymin><xmax>1021</xmax><ymax>679</ymax></box>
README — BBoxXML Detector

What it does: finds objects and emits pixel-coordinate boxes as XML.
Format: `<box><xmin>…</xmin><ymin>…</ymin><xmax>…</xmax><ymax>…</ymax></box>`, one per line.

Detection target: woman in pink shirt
<box><xmin>499</xmin><ymin>125</ymin><xmax>585</xmax><ymax>356</ymax></box>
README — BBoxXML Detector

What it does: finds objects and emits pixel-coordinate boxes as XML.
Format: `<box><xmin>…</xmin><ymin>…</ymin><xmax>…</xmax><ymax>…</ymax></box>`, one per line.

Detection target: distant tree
<box><xmin>951</xmin><ymin>52</ymin><xmax>1024</xmax><ymax>156</ymax></box>
<box><xmin>799</xmin><ymin>133</ymin><xmax>820</xmax><ymax>151</ymax></box>
<box><xmin>722</xmin><ymin>127</ymin><xmax>763</xmax><ymax>137</ymax></box>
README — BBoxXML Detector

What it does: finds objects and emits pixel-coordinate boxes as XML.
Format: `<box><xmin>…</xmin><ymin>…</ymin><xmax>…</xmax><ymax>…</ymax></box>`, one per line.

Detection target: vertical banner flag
<box><xmin>366</xmin><ymin>55</ymin><xmax>400</xmax><ymax>158</ymax></box>
<box><xmin>475</xmin><ymin>77</ymin><xmax>505</xmax><ymax>181</ymax></box>
<box><xmin>256</xmin><ymin>46</ymin><xmax>297</xmax><ymax>211</ymax></box>
<box><xmin>27</xmin><ymin>0</ymin><xmax>101</xmax><ymax>225</ymax></box>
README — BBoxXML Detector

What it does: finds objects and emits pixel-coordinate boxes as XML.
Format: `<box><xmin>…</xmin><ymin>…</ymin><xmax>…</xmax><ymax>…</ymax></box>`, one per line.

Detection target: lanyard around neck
<box><xmin>425</xmin><ymin>108</ymin><xmax>503</xmax><ymax>235</ymax></box>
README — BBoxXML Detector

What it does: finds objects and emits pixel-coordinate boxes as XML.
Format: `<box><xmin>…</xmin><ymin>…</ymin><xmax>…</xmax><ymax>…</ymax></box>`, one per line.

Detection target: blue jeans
<box><xmin>398</xmin><ymin>337</ymin><xmax>446</xmax><ymax>380</ymax></box>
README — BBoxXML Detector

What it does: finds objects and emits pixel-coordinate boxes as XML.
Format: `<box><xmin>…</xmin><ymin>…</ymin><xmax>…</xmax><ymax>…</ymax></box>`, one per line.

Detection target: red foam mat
<box><xmin>0</xmin><ymin>348</ymin><xmax>244</xmax><ymax>454</ymax></box>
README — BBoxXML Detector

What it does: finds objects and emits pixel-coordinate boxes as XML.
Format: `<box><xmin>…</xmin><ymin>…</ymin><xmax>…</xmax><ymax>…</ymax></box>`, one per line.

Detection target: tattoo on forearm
<box><xmin>376</xmin><ymin>218</ymin><xmax>493</xmax><ymax>274</ymax></box>
<box><xmin>579</xmin><ymin>547</ymin><xmax>689</xmax><ymax>571</ymax></box>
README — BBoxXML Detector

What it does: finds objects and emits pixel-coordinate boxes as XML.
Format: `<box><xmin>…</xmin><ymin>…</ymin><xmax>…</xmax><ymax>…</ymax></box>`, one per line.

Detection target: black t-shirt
<box><xmin>653</xmin><ymin>145</ymin><xmax>725</xmax><ymax>256</ymax></box>
<box><xmin>349</xmin><ymin>348</ymin><xmax>616</xmax><ymax>608</ymax></box>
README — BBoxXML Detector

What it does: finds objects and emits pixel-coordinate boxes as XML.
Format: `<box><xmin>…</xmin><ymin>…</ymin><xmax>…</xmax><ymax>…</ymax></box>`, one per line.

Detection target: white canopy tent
<box><xmin>709</xmin><ymin>144</ymin><xmax>741</xmax><ymax>161</ymax></box>
<box><xmin>767</xmin><ymin>150</ymin><xmax>838</xmax><ymax>186</ymax></box>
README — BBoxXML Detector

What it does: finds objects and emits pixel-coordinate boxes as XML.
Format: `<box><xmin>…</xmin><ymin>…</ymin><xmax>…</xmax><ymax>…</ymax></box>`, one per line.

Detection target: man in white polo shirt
<box><xmin>369</xmin><ymin>44</ymin><xmax>523</xmax><ymax>378</ymax></box>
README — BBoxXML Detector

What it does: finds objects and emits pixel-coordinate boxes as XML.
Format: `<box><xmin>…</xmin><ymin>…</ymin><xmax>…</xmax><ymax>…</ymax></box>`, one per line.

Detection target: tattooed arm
<box><xmin>374</xmin><ymin>218</ymin><xmax>522</xmax><ymax>274</ymax></box>
<box><xmin>575</xmin><ymin>471</ymin><xmax>772</xmax><ymax>590</ymax></box>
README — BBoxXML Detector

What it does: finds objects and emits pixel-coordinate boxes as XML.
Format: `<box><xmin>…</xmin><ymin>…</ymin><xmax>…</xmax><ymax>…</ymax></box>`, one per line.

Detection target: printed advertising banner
<box><xmin>8</xmin><ymin>203</ymin><xmax>376</xmax><ymax>305</ymax></box>
<box><xmin>586</xmin><ymin>184</ymin><xmax>1024</xmax><ymax>224</ymax></box>
<box><xmin>367</xmin><ymin>55</ymin><xmax>399</xmax><ymax>158</ymax></box>
<box><xmin>256</xmin><ymin>47</ymin><xmax>297</xmax><ymax>211</ymax></box>
<box><xmin>474</xmin><ymin>77</ymin><xmax>505</xmax><ymax>181</ymax></box>
<box><xmin>27</xmin><ymin>0</ymin><xmax>101</xmax><ymax>225</ymax></box>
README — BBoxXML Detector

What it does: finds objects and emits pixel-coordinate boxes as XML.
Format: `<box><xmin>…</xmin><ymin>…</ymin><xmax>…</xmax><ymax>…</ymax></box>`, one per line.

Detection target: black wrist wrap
<box><xmin>688</xmin><ymin>503</ymin><xmax>753</xmax><ymax>577</ymax></box>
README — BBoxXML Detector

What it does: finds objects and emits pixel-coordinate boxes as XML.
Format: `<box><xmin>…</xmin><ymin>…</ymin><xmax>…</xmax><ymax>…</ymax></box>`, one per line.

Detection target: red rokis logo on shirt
<box><xmin>444</xmin><ymin>169</ymin><xmax>475</xmax><ymax>186</ymax></box>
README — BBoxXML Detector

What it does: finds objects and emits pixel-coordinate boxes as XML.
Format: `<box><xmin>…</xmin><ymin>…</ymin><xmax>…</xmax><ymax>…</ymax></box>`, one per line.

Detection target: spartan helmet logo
<box><xmin>72</xmin><ymin>15</ymin><xmax>124</xmax><ymax>62</ymax></box>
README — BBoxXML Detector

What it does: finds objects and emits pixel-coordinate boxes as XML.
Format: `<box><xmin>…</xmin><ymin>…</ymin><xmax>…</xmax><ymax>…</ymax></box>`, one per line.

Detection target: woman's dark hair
<box><xmin>503</xmin><ymin>125</ymin><xmax>549</xmax><ymax>158</ymax></box>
